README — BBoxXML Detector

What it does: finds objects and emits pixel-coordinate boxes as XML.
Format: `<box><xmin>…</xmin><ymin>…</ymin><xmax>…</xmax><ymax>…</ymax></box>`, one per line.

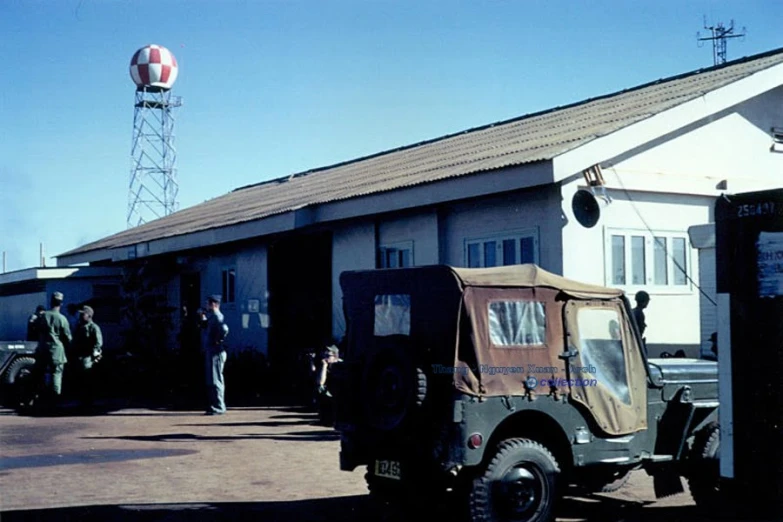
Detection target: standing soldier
<box><xmin>33</xmin><ymin>291</ymin><xmax>72</xmax><ymax>407</ymax></box>
<box><xmin>204</xmin><ymin>295</ymin><xmax>229</xmax><ymax>415</ymax></box>
<box><xmin>632</xmin><ymin>290</ymin><xmax>650</xmax><ymax>352</ymax></box>
<box><xmin>26</xmin><ymin>305</ymin><xmax>45</xmax><ymax>341</ymax></box>
<box><xmin>71</xmin><ymin>305</ymin><xmax>103</xmax><ymax>406</ymax></box>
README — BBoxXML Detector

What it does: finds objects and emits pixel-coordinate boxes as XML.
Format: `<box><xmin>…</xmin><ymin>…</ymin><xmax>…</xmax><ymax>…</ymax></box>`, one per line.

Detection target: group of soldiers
<box><xmin>26</xmin><ymin>291</ymin><xmax>103</xmax><ymax>408</ymax></box>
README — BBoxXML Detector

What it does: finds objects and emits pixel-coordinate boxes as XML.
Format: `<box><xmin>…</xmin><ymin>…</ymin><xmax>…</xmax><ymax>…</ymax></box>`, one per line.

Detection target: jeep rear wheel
<box><xmin>687</xmin><ymin>421</ymin><xmax>721</xmax><ymax>512</ymax></box>
<box><xmin>469</xmin><ymin>438</ymin><xmax>560</xmax><ymax>522</ymax></box>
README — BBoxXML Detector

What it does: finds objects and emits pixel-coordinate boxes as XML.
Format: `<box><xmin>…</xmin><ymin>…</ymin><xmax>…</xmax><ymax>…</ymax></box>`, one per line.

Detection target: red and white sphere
<box><xmin>129</xmin><ymin>44</ymin><xmax>178</xmax><ymax>90</ymax></box>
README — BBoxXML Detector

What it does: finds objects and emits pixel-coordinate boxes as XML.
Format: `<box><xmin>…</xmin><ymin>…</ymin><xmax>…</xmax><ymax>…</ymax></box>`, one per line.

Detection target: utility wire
<box><xmin>609</xmin><ymin>167</ymin><xmax>718</xmax><ymax>307</ymax></box>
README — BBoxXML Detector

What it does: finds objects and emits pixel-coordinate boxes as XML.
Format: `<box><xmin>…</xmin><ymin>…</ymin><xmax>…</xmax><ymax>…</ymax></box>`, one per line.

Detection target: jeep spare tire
<box><xmin>360</xmin><ymin>341</ymin><xmax>425</xmax><ymax>431</ymax></box>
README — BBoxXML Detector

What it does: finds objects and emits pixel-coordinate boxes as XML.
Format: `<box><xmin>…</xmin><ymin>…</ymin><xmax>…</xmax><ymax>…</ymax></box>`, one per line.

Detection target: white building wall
<box><xmin>604</xmin><ymin>88</ymin><xmax>783</xmax><ymax>195</ymax></box>
<box><xmin>234</xmin><ymin>246</ymin><xmax>269</xmax><ymax>354</ymax></box>
<box><xmin>0</xmin><ymin>291</ymin><xmax>47</xmax><ymax>340</ymax></box>
<box><xmin>377</xmin><ymin>209</ymin><xmax>439</xmax><ymax>266</ymax></box>
<box><xmin>563</xmin><ymin>88</ymin><xmax>783</xmax><ymax>354</ymax></box>
<box><xmin>560</xmin><ymin>88</ymin><xmax>783</xmax><ymax>354</ymax></box>
<box><xmin>563</xmin><ymin>187</ymin><xmax>711</xmax><ymax>353</ymax></box>
<box><xmin>332</xmin><ymin>221</ymin><xmax>376</xmax><ymax>340</ymax></box>
<box><xmin>192</xmin><ymin>246</ymin><xmax>269</xmax><ymax>355</ymax></box>
<box><xmin>441</xmin><ymin>186</ymin><xmax>563</xmax><ymax>273</ymax></box>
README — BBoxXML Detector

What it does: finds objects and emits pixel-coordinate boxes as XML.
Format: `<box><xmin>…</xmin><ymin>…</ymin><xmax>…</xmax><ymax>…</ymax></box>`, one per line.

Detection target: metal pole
<box><xmin>2</xmin><ymin>251</ymin><xmax>5</xmax><ymax>273</ymax></box>
<box><xmin>40</xmin><ymin>243</ymin><xmax>45</xmax><ymax>267</ymax></box>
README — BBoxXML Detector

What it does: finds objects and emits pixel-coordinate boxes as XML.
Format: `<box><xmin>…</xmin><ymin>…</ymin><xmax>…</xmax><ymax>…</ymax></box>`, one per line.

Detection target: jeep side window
<box><xmin>488</xmin><ymin>300</ymin><xmax>546</xmax><ymax>347</ymax></box>
<box><xmin>374</xmin><ymin>294</ymin><xmax>411</xmax><ymax>336</ymax></box>
<box><xmin>576</xmin><ymin>307</ymin><xmax>630</xmax><ymax>405</ymax></box>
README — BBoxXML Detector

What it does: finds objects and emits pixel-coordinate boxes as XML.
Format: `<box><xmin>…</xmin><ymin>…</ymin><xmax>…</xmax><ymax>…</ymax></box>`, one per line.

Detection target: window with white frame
<box><xmin>221</xmin><ymin>267</ymin><xmax>236</xmax><ymax>304</ymax></box>
<box><xmin>465</xmin><ymin>230</ymin><xmax>538</xmax><ymax>268</ymax></box>
<box><xmin>378</xmin><ymin>241</ymin><xmax>413</xmax><ymax>269</ymax></box>
<box><xmin>606</xmin><ymin>229</ymin><xmax>690</xmax><ymax>290</ymax></box>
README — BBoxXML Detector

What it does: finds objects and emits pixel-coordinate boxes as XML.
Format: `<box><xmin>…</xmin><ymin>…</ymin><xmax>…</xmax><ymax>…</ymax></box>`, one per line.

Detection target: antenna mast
<box><xmin>697</xmin><ymin>17</ymin><xmax>746</xmax><ymax>66</ymax></box>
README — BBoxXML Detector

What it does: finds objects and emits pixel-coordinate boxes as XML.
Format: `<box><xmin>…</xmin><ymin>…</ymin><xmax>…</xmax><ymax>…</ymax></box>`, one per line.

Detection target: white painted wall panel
<box><xmin>0</xmin><ymin>277</ymin><xmax>123</xmax><ymax>349</ymax></box>
<box><xmin>332</xmin><ymin>221</ymin><xmax>376</xmax><ymax>340</ymax></box>
<box><xmin>441</xmin><ymin>186</ymin><xmax>563</xmax><ymax>274</ymax></box>
<box><xmin>0</xmin><ymin>291</ymin><xmax>46</xmax><ymax>340</ymax></box>
<box><xmin>234</xmin><ymin>246</ymin><xmax>269</xmax><ymax>354</ymax></box>
<box><xmin>604</xmin><ymin>88</ymin><xmax>783</xmax><ymax>195</ymax></box>
<box><xmin>378</xmin><ymin>210</ymin><xmax>439</xmax><ymax>266</ymax></box>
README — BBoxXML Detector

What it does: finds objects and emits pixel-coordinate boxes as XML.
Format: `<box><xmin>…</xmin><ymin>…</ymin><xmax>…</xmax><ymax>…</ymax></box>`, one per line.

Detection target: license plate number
<box><xmin>374</xmin><ymin>460</ymin><xmax>401</xmax><ymax>480</ymax></box>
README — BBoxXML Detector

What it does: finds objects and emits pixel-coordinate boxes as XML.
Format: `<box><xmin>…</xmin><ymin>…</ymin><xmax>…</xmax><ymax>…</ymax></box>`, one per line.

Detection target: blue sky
<box><xmin>1</xmin><ymin>0</ymin><xmax>780</xmax><ymax>271</ymax></box>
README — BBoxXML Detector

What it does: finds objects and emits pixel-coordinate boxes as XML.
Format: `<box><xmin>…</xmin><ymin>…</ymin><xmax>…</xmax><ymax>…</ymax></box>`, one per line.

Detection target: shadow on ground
<box><xmin>82</xmin><ymin>429</ymin><xmax>340</xmax><ymax>443</ymax></box>
<box><xmin>0</xmin><ymin>496</ymin><xmax>370</xmax><ymax>522</ymax></box>
<box><xmin>0</xmin><ymin>495</ymin><xmax>768</xmax><ymax>522</ymax></box>
<box><xmin>0</xmin><ymin>448</ymin><xmax>199</xmax><ymax>471</ymax></box>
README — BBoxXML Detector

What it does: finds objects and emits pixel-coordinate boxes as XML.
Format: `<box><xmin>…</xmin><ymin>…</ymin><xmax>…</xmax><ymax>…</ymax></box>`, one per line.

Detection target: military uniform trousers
<box><xmin>205</xmin><ymin>349</ymin><xmax>227</xmax><ymax>413</ymax></box>
<box><xmin>33</xmin><ymin>349</ymin><xmax>65</xmax><ymax>397</ymax></box>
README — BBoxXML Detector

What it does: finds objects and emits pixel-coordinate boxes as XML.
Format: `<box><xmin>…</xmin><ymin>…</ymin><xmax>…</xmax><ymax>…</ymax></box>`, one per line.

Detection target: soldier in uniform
<box><xmin>71</xmin><ymin>305</ymin><xmax>103</xmax><ymax>406</ymax></box>
<box><xmin>33</xmin><ymin>291</ymin><xmax>72</xmax><ymax>407</ymax></box>
<box><xmin>27</xmin><ymin>305</ymin><xmax>45</xmax><ymax>341</ymax></box>
<box><xmin>204</xmin><ymin>295</ymin><xmax>229</xmax><ymax>415</ymax></box>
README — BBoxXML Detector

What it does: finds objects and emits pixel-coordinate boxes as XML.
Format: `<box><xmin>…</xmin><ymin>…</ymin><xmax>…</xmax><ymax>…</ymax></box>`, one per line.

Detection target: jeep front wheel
<box><xmin>687</xmin><ymin>421</ymin><xmax>721</xmax><ymax>512</ymax></box>
<box><xmin>2</xmin><ymin>357</ymin><xmax>36</xmax><ymax>408</ymax></box>
<box><xmin>469</xmin><ymin>438</ymin><xmax>560</xmax><ymax>522</ymax></box>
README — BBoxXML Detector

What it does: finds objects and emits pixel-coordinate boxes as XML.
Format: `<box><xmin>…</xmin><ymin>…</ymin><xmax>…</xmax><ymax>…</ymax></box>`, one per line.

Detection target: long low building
<box><xmin>56</xmin><ymin>47</ymin><xmax>783</xmax><ymax>368</ymax></box>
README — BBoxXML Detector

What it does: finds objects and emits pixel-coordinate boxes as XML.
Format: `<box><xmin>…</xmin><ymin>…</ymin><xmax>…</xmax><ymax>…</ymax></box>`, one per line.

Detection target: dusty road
<box><xmin>0</xmin><ymin>403</ymin><xmax>735</xmax><ymax>521</ymax></box>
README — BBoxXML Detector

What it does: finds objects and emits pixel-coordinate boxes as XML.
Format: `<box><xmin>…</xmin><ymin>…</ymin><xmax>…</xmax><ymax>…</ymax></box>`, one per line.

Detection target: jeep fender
<box><xmin>457</xmin><ymin>402</ymin><xmax>578</xmax><ymax>474</ymax></box>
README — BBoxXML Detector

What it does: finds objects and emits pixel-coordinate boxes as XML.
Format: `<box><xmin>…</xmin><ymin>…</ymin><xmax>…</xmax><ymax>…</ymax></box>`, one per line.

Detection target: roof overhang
<box><xmin>0</xmin><ymin>266</ymin><xmax>122</xmax><ymax>286</ymax></box>
<box><xmin>553</xmin><ymin>61</ymin><xmax>783</xmax><ymax>182</ymax></box>
<box><xmin>56</xmin><ymin>160</ymin><xmax>555</xmax><ymax>266</ymax></box>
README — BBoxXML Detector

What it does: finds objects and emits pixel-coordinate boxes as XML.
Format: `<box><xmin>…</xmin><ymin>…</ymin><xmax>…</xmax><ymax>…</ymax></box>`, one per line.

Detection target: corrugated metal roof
<box><xmin>61</xmin><ymin>48</ymin><xmax>783</xmax><ymax>258</ymax></box>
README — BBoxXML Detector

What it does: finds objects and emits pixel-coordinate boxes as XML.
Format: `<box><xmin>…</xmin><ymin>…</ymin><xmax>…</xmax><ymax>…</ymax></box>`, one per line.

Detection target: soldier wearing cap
<box><xmin>315</xmin><ymin>344</ymin><xmax>342</xmax><ymax>426</ymax></box>
<box><xmin>33</xmin><ymin>291</ymin><xmax>72</xmax><ymax>404</ymax></box>
<box><xmin>71</xmin><ymin>305</ymin><xmax>103</xmax><ymax>406</ymax></box>
<box><xmin>204</xmin><ymin>294</ymin><xmax>229</xmax><ymax>415</ymax></box>
<box><xmin>26</xmin><ymin>305</ymin><xmax>45</xmax><ymax>341</ymax></box>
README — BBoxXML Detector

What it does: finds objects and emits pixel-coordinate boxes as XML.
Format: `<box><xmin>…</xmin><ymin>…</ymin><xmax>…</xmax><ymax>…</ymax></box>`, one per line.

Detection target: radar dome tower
<box><xmin>127</xmin><ymin>44</ymin><xmax>182</xmax><ymax>229</ymax></box>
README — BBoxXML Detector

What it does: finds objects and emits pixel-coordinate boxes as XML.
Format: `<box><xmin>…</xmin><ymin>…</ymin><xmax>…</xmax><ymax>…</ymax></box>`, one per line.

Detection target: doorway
<box><xmin>180</xmin><ymin>272</ymin><xmax>201</xmax><ymax>317</ymax></box>
<box><xmin>267</xmin><ymin>231</ymin><xmax>333</xmax><ymax>387</ymax></box>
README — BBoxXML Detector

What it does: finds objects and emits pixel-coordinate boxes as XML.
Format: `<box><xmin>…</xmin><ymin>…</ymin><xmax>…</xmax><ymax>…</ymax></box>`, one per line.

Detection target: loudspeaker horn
<box><xmin>572</xmin><ymin>188</ymin><xmax>611</xmax><ymax>228</ymax></box>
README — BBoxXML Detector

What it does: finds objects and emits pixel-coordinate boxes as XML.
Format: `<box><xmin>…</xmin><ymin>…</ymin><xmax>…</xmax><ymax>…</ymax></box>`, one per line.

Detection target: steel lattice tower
<box><xmin>127</xmin><ymin>44</ymin><xmax>182</xmax><ymax>229</ymax></box>
<box><xmin>128</xmin><ymin>88</ymin><xmax>182</xmax><ymax>228</ymax></box>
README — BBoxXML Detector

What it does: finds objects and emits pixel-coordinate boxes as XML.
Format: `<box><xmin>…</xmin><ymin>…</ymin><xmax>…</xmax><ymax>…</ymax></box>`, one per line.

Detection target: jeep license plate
<box><xmin>374</xmin><ymin>460</ymin><xmax>401</xmax><ymax>480</ymax></box>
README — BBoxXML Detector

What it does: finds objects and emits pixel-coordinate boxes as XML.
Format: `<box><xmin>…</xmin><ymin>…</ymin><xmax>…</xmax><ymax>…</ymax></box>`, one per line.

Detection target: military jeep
<box><xmin>333</xmin><ymin>264</ymin><xmax>720</xmax><ymax>522</ymax></box>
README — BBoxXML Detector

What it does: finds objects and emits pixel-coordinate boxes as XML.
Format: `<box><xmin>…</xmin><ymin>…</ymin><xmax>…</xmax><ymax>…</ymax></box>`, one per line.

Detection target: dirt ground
<box><xmin>0</xmin><ymin>403</ymin><xmax>737</xmax><ymax>521</ymax></box>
